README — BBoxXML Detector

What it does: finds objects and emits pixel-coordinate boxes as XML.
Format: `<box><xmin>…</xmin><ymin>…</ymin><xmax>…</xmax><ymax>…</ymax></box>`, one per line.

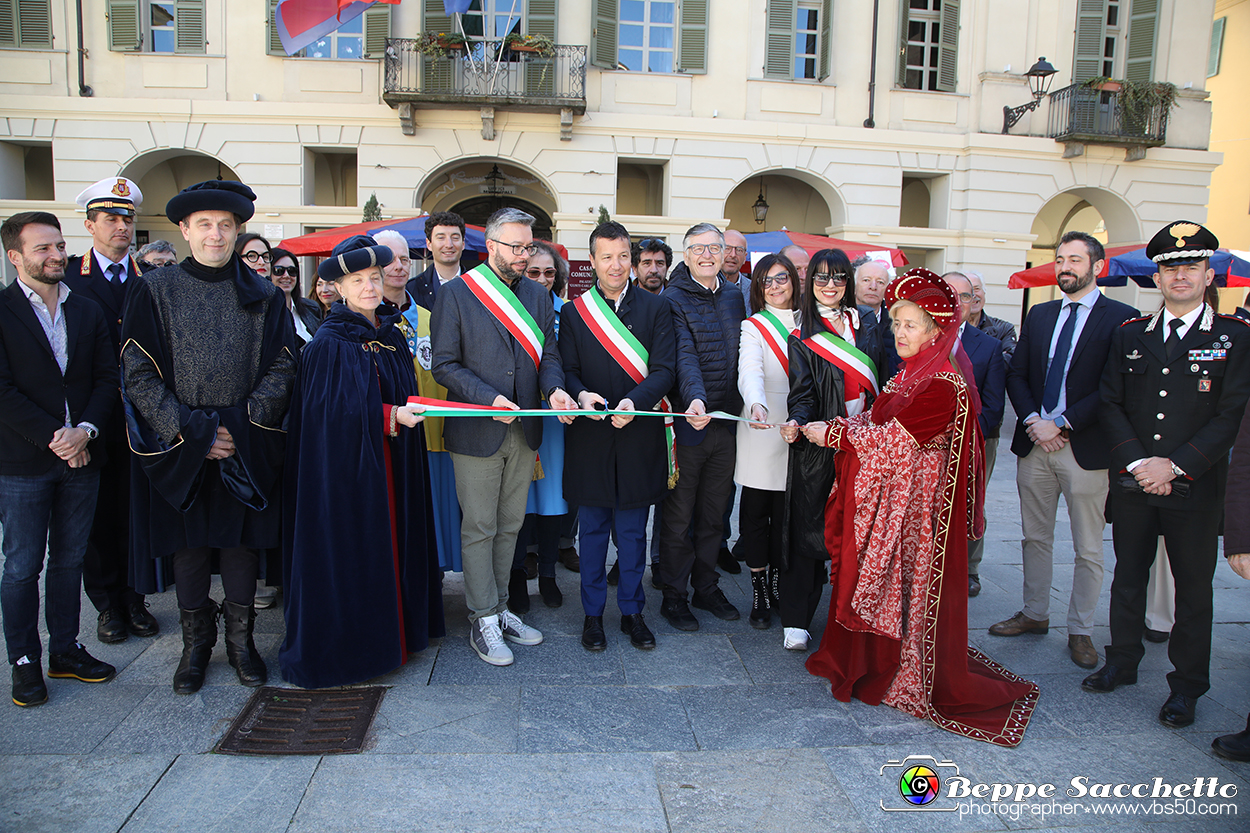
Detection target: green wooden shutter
<box><xmin>935</xmin><ymin>0</ymin><xmax>958</xmax><ymax>91</ymax></box>
<box><xmin>107</xmin><ymin>0</ymin><xmax>140</xmax><ymax>51</ymax></box>
<box><xmin>422</xmin><ymin>0</ymin><xmax>452</xmax><ymax>93</ymax></box>
<box><xmin>174</xmin><ymin>0</ymin><xmax>205</xmax><ymax>53</ymax></box>
<box><xmin>1123</xmin><ymin>0</ymin><xmax>1157</xmax><ymax>83</ymax></box>
<box><xmin>268</xmin><ymin>0</ymin><xmax>284</xmax><ymax>55</ymax></box>
<box><xmin>895</xmin><ymin>0</ymin><xmax>908</xmax><ymax>87</ymax></box>
<box><xmin>526</xmin><ymin>0</ymin><xmax>557</xmax><ymax>39</ymax></box>
<box><xmin>678</xmin><ymin>0</ymin><xmax>707</xmax><ymax>74</ymax></box>
<box><xmin>1208</xmin><ymin>16</ymin><xmax>1225</xmax><ymax>78</ymax></box>
<box><xmin>1072</xmin><ymin>0</ymin><xmax>1107</xmax><ymax>82</ymax></box>
<box><xmin>7</xmin><ymin>0</ymin><xmax>52</xmax><ymax>47</ymax></box>
<box><xmin>525</xmin><ymin>0</ymin><xmax>558</xmax><ymax>96</ymax></box>
<box><xmin>817</xmin><ymin>0</ymin><xmax>831</xmax><ymax>80</ymax></box>
<box><xmin>0</xmin><ymin>0</ymin><xmax>13</xmax><ymax>46</ymax></box>
<box><xmin>764</xmin><ymin>0</ymin><xmax>795</xmax><ymax>79</ymax></box>
<box><xmin>590</xmin><ymin>0</ymin><xmax>617</xmax><ymax>70</ymax></box>
<box><xmin>363</xmin><ymin>3</ymin><xmax>390</xmax><ymax>57</ymax></box>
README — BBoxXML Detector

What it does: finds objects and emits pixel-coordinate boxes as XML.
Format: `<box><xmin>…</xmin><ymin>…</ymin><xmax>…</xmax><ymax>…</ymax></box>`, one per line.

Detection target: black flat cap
<box><xmin>166</xmin><ymin>180</ymin><xmax>257</xmax><ymax>225</ymax></box>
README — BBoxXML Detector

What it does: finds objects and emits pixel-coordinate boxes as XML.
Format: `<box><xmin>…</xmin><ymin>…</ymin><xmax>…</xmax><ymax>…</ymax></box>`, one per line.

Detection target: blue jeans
<box><xmin>580</xmin><ymin>505</ymin><xmax>648</xmax><ymax>617</ymax></box>
<box><xmin>0</xmin><ymin>464</ymin><xmax>100</xmax><ymax>663</ymax></box>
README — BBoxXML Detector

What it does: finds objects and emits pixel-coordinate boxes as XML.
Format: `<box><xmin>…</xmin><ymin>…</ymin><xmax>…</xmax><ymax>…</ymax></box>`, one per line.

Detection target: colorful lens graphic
<box><xmin>898</xmin><ymin>764</ymin><xmax>940</xmax><ymax>806</ymax></box>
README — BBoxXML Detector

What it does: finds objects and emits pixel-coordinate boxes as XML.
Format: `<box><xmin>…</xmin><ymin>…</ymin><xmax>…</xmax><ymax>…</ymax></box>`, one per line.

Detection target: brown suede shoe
<box><xmin>989</xmin><ymin>611</ymin><xmax>1049</xmax><ymax>636</ymax></box>
<box><xmin>1068</xmin><ymin>634</ymin><xmax>1098</xmax><ymax>668</ymax></box>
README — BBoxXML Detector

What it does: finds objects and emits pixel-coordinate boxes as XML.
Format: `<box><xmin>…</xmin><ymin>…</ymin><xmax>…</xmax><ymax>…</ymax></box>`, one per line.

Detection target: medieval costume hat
<box><xmin>318</xmin><ymin>234</ymin><xmax>394</xmax><ymax>282</ymax></box>
<box><xmin>885</xmin><ymin>267</ymin><xmax>960</xmax><ymax>334</ymax></box>
<box><xmin>1147</xmin><ymin>221</ymin><xmax>1219</xmax><ymax>265</ymax></box>
<box><xmin>76</xmin><ymin>177</ymin><xmax>142</xmax><ymax>216</ymax></box>
<box><xmin>165</xmin><ymin>180</ymin><xmax>257</xmax><ymax>225</ymax></box>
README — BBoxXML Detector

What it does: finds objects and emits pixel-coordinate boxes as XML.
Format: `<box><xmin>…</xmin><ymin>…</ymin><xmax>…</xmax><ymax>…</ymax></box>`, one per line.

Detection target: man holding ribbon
<box><xmin>431</xmin><ymin>207</ymin><xmax>578</xmax><ymax>667</ymax></box>
<box><xmin>558</xmin><ymin>222</ymin><xmax>676</xmax><ymax>651</ymax></box>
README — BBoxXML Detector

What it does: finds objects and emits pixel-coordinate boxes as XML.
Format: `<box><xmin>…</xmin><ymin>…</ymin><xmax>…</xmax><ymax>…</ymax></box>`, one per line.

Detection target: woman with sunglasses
<box><xmin>269</xmin><ymin>247</ymin><xmax>323</xmax><ymax>350</ymax></box>
<box><xmin>778</xmin><ymin>249</ymin><xmax>883</xmax><ymax>651</ymax></box>
<box><xmin>734</xmin><ymin>254</ymin><xmax>801</xmax><ymax>629</ymax></box>
<box><xmin>236</xmin><ymin>232</ymin><xmax>272</xmax><ymax>279</ymax></box>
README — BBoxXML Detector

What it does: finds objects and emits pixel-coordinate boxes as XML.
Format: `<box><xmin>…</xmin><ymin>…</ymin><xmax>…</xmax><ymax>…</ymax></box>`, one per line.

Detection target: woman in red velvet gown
<box><xmin>802</xmin><ymin>269</ymin><xmax>1038</xmax><ymax>747</ymax></box>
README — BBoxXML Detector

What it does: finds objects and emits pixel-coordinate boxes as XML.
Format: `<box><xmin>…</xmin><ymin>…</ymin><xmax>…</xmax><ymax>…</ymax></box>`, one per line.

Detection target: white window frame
<box><xmin>618</xmin><ymin>0</ymin><xmax>676</xmax><ymax>74</ymax></box>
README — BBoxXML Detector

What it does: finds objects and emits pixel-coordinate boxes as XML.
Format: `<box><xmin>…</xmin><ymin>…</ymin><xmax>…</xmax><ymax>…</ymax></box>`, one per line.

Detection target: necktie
<box><xmin>1041</xmin><ymin>302</ymin><xmax>1080</xmax><ymax>414</ymax></box>
<box><xmin>1165</xmin><ymin>318</ymin><xmax>1184</xmax><ymax>360</ymax></box>
<box><xmin>107</xmin><ymin>263</ymin><xmax>126</xmax><ymax>305</ymax></box>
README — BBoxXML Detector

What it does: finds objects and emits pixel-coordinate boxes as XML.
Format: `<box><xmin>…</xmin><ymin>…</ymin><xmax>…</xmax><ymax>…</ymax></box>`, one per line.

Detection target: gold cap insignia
<box><xmin>1169</xmin><ymin>222</ymin><xmax>1200</xmax><ymax>249</ymax></box>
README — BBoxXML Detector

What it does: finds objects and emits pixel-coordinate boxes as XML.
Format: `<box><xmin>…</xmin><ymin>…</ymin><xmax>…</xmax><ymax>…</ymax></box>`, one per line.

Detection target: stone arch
<box><xmin>723</xmin><ymin>169</ymin><xmax>846</xmax><ymax>234</ymax></box>
<box><xmin>417</xmin><ymin>157</ymin><xmax>558</xmax><ymax>236</ymax></box>
<box><xmin>118</xmin><ymin>149</ymin><xmax>242</xmax><ymax>257</ymax></box>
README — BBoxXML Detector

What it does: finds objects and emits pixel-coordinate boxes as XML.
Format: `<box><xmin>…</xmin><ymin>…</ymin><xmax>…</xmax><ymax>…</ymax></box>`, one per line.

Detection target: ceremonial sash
<box><xmin>748</xmin><ymin>309</ymin><xmax>797</xmax><ymax>374</ymax></box>
<box><xmin>461</xmin><ymin>263</ymin><xmax>544</xmax><ymax>369</ymax></box>
<box><xmin>571</xmin><ymin>287</ymin><xmax>679</xmax><ymax>488</ymax></box>
<box><xmin>805</xmin><ymin>331</ymin><xmax>879</xmax><ymax>399</ymax></box>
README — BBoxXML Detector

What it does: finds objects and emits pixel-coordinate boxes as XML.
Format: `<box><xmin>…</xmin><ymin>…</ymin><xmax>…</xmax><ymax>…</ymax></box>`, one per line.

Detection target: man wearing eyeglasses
<box><xmin>431</xmin><ymin>207</ymin><xmax>578</xmax><ymax>667</ymax></box>
<box><xmin>657</xmin><ymin>223</ymin><xmax>747</xmax><ymax>630</ymax></box>
<box><xmin>944</xmin><ymin>271</ymin><xmax>1006</xmax><ymax>598</ymax></box>
<box><xmin>723</xmin><ymin>230</ymin><xmax>752</xmax><ymax>316</ymax></box>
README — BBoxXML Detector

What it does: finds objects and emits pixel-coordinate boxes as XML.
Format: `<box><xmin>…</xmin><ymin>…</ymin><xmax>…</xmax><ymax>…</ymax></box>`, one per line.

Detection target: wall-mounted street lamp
<box><xmin>1002</xmin><ymin>57</ymin><xmax>1058</xmax><ymax>134</ymax></box>
<box><xmin>752</xmin><ymin>178</ymin><xmax>769</xmax><ymax>225</ymax></box>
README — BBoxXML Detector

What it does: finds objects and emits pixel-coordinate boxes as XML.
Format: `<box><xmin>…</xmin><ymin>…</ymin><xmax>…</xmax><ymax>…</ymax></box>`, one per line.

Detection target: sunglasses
<box><xmin>637</xmin><ymin>238</ymin><xmax>667</xmax><ymax>248</ymax></box>
<box><xmin>526</xmin><ymin>267</ymin><xmax>557</xmax><ymax>279</ymax></box>
<box><xmin>271</xmin><ymin>265</ymin><xmax>300</xmax><ymax>278</ymax></box>
<box><xmin>759</xmin><ymin>274</ymin><xmax>791</xmax><ymax>287</ymax></box>
<box><xmin>811</xmin><ymin>272</ymin><xmax>848</xmax><ymax>287</ymax></box>
<box><xmin>241</xmin><ymin>250</ymin><xmax>272</xmax><ymax>263</ymax></box>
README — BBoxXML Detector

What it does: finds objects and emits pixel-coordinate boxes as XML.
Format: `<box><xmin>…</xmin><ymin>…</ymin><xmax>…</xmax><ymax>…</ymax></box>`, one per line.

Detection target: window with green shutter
<box><xmin>0</xmin><ymin>0</ymin><xmax>53</xmax><ymax>49</ymax></box>
<box><xmin>593</xmin><ymin>1</ymin><xmax>706</xmax><ymax>74</ymax></box>
<box><xmin>1208</xmin><ymin>16</ymin><xmax>1225</xmax><ymax>78</ymax></box>
<box><xmin>1123</xmin><ymin>0</ymin><xmax>1157</xmax><ymax>83</ymax></box>
<box><xmin>897</xmin><ymin>0</ymin><xmax>957</xmax><ymax>91</ymax></box>
<box><xmin>764</xmin><ymin>0</ymin><xmax>832</xmax><ymax>81</ymax></box>
<box><xmin>107</xmin><ymin>0</ymin><xmax>204</xmax><ymax>53</ymax></box>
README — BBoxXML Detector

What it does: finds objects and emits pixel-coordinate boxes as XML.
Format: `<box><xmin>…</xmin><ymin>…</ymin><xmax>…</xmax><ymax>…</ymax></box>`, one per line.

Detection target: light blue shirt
<box><xmin>1037</xmin><ymin>288</ymin><xmax>1101</xmax><ymax>422</ymax></box>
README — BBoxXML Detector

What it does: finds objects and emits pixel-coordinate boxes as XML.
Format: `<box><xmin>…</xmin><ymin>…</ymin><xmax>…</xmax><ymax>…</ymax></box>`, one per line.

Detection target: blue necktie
<box><xmin>1041</xmin><ymin>302</ymin><xmax>1080</xmax><ymax>414</ymax></box>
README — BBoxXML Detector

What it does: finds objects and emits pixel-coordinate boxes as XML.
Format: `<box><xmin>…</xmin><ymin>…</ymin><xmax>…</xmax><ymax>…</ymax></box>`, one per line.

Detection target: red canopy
<box><xmin>279</xmin><ymin>216</ymin><xmax>489</xmax><ymax>257</ymax></box>
<box><xmin>1007</xmin><ymin>244</ymin><xmax>1141</xmax><ymax>289</ymax></box>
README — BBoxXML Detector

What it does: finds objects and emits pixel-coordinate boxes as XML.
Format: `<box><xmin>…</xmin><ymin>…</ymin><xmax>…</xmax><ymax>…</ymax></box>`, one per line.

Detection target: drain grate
<box><xmin>215</xmin><ymin>686</ymin><xmax>386</xmax><ymax>755</ymax></box>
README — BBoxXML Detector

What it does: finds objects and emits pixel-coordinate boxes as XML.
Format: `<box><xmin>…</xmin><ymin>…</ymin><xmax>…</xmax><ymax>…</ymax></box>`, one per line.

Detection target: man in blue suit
<box><xmin>944</xmin><ymin>272</ymin><xmax>1006</xmax><ymax>598</ymax></box>
<box><xmin>990</xmin><ymin>232</ymin><xmax>1138</xmax><ymax>670</ymax></box>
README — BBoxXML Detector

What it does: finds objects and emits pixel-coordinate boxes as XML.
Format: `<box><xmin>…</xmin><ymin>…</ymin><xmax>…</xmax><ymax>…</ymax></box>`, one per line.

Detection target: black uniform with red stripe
<box><xmin>1099</xmin><ymin>305</ymin><xmax>1250</xmax><ymax>698</ymax></box>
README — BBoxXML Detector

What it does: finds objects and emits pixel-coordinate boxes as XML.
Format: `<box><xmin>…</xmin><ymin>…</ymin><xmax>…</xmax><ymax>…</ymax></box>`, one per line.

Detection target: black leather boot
<box><xmin>173</xmin><ymin>603</ymin><xmax>217</xmax><ymax>695</ymax></box>
<box><xmin>749</xmin><ymin>570</ymin><xmax>771</xmax><ymax>629</ymax></box>
<box><xmin>222</xmin><ymin>600</ymin><xmax>267</xmax><ymax>687</ymax></box>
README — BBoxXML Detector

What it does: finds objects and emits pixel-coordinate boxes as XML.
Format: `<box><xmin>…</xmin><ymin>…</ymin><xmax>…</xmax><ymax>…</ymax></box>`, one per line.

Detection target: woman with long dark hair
<box><xmin>269</xmin><ymin>247</ymin><xmax>322</xmax><ymax>349</ymax></box>
<box><xmin>235</xmin><ymin>232</ymin><xmax>272</xmax><ymax>279</ymax></box>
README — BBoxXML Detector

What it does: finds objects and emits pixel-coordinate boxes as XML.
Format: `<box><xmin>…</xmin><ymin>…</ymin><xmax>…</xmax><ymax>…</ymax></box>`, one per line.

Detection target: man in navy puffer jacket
<box><xmin>658</xmin><ymin>223</ymin><xmax>746</xmax><ymax>630</ymax></box>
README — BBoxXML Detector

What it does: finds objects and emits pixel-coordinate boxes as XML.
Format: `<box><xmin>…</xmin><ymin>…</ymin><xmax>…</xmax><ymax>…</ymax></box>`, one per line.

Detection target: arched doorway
<box><xmin>723</xmin><ymin>171</ymin><xmax>842</xmax><ymax>234</ymax></box>
<box><xmin>1028</xmin><ymin>188</ymin><xmax>1146</xmax><ymax>309</ymax></box>
<box><xmin>452</xmin><ymin>196</ymin><xmax>554</xmax><ymax>242</ymax></box>
<box><xmin>120</xmin><ymin>150</ymin><xmax>241</xmax><ymax>258</ymax></box>
<box><xmin>420</xmin><ymin>160</ymin><xmax>556</xmax><ymax>241</ymax></box>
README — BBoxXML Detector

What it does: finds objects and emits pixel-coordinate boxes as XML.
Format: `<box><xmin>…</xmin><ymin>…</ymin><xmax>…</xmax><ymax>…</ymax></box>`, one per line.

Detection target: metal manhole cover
<box><xmin>215</xmin><ymin>686</ymin><xmax>386</xmax><ymax>755</ymax></box>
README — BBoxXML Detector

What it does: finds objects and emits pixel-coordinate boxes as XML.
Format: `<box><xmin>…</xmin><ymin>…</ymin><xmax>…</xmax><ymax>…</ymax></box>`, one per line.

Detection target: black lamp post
<box><xmin>1002</xmin><ymin>57</ymin><xmax>1058</xmax><ymax>134</ymax></box>
<box><xmin>752</xmin><ymin>178</ymin><xmax>769</xmax><ymax>226</ymax></box>
<box><xmin>483</xmin><ymin>163</ymin><xmax>506</xmax><ymax>207</ymax></box>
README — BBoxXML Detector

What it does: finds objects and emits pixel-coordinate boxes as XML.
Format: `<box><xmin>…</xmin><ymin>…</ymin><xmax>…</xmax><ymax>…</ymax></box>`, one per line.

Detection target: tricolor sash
<box><xmin>748</xmin><ymin>309</ymin><xmax>798</xmax><ymax>374</ymax></box>
<box><xmin>805</xmin><ymin>331</ymin><xmax>879</xmax><ymax>400</ymax></box>
<box><xmin>571</xmin><ymin>286</ymin><xmax>679</xmax><ymax>488</ymax></box>
<box><xmin>461</xmin><ymin>263</ymin><xmax>545</xmax><ymax>369</ymax></box>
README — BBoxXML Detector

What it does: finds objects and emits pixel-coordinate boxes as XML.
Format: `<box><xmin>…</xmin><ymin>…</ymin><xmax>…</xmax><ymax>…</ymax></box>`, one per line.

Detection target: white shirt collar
<box><xmin>93</xmin><ymin>248</ymin><xmax>127</xmax><ymax>278</ymax></box>
<box><xmin>18</xmin><ymin>277</ymin><xmax>71</xmax><ymax>308</ymax></box>
<box><xmin>1162</xmin><ymin>304</ymin><xmax>1204</xmax><ymax>333</ymax></box>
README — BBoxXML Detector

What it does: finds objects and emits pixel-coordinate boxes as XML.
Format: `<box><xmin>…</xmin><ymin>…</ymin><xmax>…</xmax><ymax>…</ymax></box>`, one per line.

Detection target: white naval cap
<box><xmin>76</xmin><ymin>177</ymin><xmax>143</xmax><ymax>216</ymax></box>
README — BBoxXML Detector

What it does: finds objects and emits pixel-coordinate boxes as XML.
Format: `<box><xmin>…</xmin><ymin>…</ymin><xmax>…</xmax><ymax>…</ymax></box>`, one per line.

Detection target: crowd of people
<box><xmin>4</xmin><ymin>174</ymin><xmax>1250</xmax><ymax>756</ymax></box>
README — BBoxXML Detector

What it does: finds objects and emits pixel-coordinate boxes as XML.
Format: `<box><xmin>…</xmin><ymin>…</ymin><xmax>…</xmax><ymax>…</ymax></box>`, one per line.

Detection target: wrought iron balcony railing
<box><xmin>383</xmin><ymin>38</ymin><xmax>587</xmax><ymax>113</ymax></box>
<box><xmin>1047</xmin><ymin>82</ymin><xmax>1168</xmax><ymax>147</ymax></box>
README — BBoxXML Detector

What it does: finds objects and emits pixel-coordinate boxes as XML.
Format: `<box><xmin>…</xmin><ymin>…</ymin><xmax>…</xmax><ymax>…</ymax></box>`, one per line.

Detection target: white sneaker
<box><xmin>499</xmin><ymin>609</ymin><xmax>543</xmax><ymax>646</ymax></box>
<box><xmin>470</xmin><ymin>615</ymin><xmax>514</xmax><ymax>666</ymax></box>
<box><xmin>783</xmin><ymin>627</ymin><xmax>810</xmax><ymax>651</ymax></box>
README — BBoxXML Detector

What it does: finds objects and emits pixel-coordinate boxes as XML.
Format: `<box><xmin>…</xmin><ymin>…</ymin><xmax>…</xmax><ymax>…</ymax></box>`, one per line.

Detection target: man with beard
<box><xmin>407</xmin><ymin>211</ymin><xmax>466</xmax><ymax>311</ymax></box>
<box><xmin>1</xmin><ymin>212</ymin><xmax>119</xmax><ymax>706</ymax></box>
<box><xmin>64</xmin><ymin>177</ymin><xmax>159</xmax><ymax>645</ymax></box>
<box><xmin>431</xmin><ymin>207</ymin><xmax>578</xmax><ymax>666</ymax></box>
<box><xmin>632</xmin><ymin>237</ymin><xmax>671</xmax><ymax>294</ymax></box>
<box><xmin>1084</xmin><ymin>222</ymin><xmax>1250</xmax><ymax>730</ymax></box>
<box><xmin>991</xmin><ymin>231</ymin><xmax>1137</xmax><ymax>671</ymax></box>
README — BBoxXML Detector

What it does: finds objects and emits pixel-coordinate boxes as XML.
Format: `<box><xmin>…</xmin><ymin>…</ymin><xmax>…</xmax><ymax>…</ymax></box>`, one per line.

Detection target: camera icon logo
<box><xmin>879</xmin><ymin>755</ymin><xmax>960</xmax><ymax>812</ymax></box>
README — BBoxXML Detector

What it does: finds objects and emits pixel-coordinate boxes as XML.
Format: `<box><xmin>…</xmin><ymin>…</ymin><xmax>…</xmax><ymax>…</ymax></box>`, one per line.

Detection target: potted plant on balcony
<box><xmin>504</xmin><ymin>32</ymin><xmax>556</xmax><ymax>58</ymax></box>
<box><xmin>414</xmin><ymin>31</ymin><xmax>467</xmax><ymax>59</ymax></box>
<box><xmin>1080</xmin><ymin>77</ymin><xmax>1179</xmax><ymax>134</ymax></box>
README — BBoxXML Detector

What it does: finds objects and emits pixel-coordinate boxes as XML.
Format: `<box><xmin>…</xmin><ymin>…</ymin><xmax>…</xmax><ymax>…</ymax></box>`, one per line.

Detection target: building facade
<box><xmin>0</xmin><ymin>0</ymin><xmax>1222</xmax><ymax>323</ymax></box>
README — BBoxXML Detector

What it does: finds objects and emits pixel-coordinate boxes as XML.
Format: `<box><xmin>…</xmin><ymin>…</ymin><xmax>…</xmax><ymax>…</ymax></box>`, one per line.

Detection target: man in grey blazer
<box><xmin>431</xmin><ymin>207</ymin><xmax>578</xmax><ymax>666</ymax></box>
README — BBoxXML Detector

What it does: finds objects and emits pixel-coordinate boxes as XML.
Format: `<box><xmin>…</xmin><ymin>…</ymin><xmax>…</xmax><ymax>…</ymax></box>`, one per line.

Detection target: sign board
<box><xmin>567</xmin><ymin>260</ymin><xmax>594</xmax><ymax>298</ymax></box>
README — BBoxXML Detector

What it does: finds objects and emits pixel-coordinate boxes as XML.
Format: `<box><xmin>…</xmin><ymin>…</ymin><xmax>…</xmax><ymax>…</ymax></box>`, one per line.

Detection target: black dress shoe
<box><xmin>650</xmin><ymin>564</ymin><xmax>664</xmax><ymax>590</ymax></box>
<box><xmin>47</xmin><ymin>643</ymin><xmax>116</xmax><ymax>683</ymax></box>
<box><xmin>1159</xmin><ymin>692</ymin><xmax>1197</xmax><ymax>728</ymax></box>
<box><xmin>11</xmin><ymin>660</ymin><xmax>47</xmax><ymax>707</ymax></box>
<box><xmin>96</xmin><ymin>608</ymin><xmax>128</xmax><ymax>644</ymax></box>
<box><xmin>127</xmin><ymin>600</ymin><xmax>159</xmax><ymax>638</ymax></box>
<box><xmin>507</xmin><ymin>569</ymin><xmax>530</xmax><ymax>615</ymax></box>
<box><xmin>660</xmin><ymin>598</ymin><xmax>699</xmax><ymax>632</ymax></box>
<box><xmin>606</xmin><ymin>562</ymin><xmax>620</xmax><ymax>586</ymax></box>
<box><xmin>1080</xmin><ymin>664</ymin><xmax>1137</xmax><ymax>693</ymax></box>
<box><xmin>1212</xmin><ymin>715</ymin><xmax>1250</xmax><ymax>762</ymax></box>
<box><xmin>716</xmin><ymin>546</ymin><xmax>742</xmax><ymax>575</ymax></box>
<box><xmin>1144</xmin><ymin>628</ymin><xmax>1171</xmax><ymax>643</ymax></box>
<box><xmin>621</xmin><ymin>613</ymin><xmax>656</xmax><ymax>649</ymax></box>
<box><xmin>538</xmin><ymin>575</ymin><xmax>563</xmax><ymax>608</ymax></box>
<box><xmin>581</xmin><ymin>615</ymin><xmax>607</xmax><ymax>651</ymax></box>
<box><xmin>968</xmin><ymin>575</ymin><xmax>981</xmax><ymax>598</ymax></box>
<box><xmin>692</xmin><ymin>588</ymin><xmax>740</xmax><ymax>621</ymax></box>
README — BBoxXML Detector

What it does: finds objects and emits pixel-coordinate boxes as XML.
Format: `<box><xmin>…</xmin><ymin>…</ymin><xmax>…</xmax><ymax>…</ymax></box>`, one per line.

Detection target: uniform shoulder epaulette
<box><xmin>1119</xmin><ymin>315</ymin><xmax>1151</xmax><ymax>327</ymax></box>
<box><xmin>1218</xmin><ymin>313</ymin><xmax>1250</xmax><ymax>327</ymax></box>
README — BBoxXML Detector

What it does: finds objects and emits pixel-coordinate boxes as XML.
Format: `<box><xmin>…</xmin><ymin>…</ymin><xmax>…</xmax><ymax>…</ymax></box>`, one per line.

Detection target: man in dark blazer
<box><xmin>991</xmin><ymin>231</ymin><xmax>1138</xmax><ymax>672</ymax></box>
<box><xmin>559</xmin><ymin>222</ymin><xmax>675</xmax><ymax>652</ymax></box>
<box><xmin>1</xmin><ymin>211</ymin><xmax>119</xmax><ymax>707</ymax></box>
<box><xmin>1083</xmin><ymin>221</ymin><xmax>1250</xmax><ymax>730</ymax></box>
<box><xmin>945</xmin><ymin>272</ymin><xmax>1006</xmax><ymax>597</ymax></box>
<box><xmin>430</xmin><ymin>207</ymin><xmax>578</xmax><ymax>667</ymax></box>
<box><xmin>406</xmin><ymin>211</ymin><xmax>467</xmax><ymax>311</ymax></box>
<box><xmin>63</xmin><ymin>177</ymin><xmax>158</xmax><ymax>645</ymax></box>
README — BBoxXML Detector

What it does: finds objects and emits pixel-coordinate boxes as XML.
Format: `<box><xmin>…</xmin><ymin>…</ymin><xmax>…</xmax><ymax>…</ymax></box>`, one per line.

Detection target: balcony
<box><xmin>383</xmin><ymin>39</ymin><xmax>587</xmax><ymax>139</ymax></box>
<box><xmin>1047</xmin><ymin>82</ymin><xmax>1168</xmax><ymax>161</ymax></box>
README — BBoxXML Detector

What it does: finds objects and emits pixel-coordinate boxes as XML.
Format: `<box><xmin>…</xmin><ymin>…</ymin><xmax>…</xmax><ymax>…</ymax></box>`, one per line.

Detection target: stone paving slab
<box><xmin>366</xmin><ymin>683</ymin><xmax>520</xmax><ymax>754</ymax></box>
<box><xmin>287</xmin><ymin>753</ymin><xmax>668</xmax><ymax>833</ymax></box>
<box><xmin>0</xmin><ymin>680</ymin><xmax>149</xmax><ymax>754</ymax></box>
<box><xmin>428</xmin><ymin>632</ymin><xmax>626</xmax><ymax>686</ymax></box>
<box><xmin>0</xmin><ymin>753</ymin><xmax>175</xmax><ymax>833</ymax></box>
<box><xmin>94</xmin><ymin>684</ymin><xmax>255</xmax><ymax>755</ymax></box>
<box><xmin>680</xmin><ymin>682</ymin><xmax>871</xmax><ymax>750</ymax></box>
<box><xmin>518</xmin><ymin>683</ymin><xmax>697</xmax><ymax>753</ymax></box>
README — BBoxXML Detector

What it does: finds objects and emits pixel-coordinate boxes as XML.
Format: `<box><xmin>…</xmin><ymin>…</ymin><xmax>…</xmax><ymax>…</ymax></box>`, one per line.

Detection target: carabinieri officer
<box><xmin>1083</xmin><ymin>221</ymin><xmax>1250</xmax><ymax>731</ymax></box>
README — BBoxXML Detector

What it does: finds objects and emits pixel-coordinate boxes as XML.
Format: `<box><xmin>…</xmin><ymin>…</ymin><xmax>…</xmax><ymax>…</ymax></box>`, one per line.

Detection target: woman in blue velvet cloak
<box><xmin>279</xmin><ymin>236</ymin><xmax>445</xmax><ymax>689</ymax></box>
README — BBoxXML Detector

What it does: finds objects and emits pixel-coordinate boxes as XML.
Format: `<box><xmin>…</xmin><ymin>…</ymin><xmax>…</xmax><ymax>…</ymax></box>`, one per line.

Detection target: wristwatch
<box><xmin>1170</xmin><ymin>461</ymin><xmax>1186</xmax><ymax>478</ymax></box>
<box><xmin>1054</xmin><ymin>414</ymin><xmax>1070</xmax><ymax>439</ymax></box>
<box><xmin>77</xmin><ymin>423</ymin><xmax>99</xmax><ymax>441</ymax></box>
